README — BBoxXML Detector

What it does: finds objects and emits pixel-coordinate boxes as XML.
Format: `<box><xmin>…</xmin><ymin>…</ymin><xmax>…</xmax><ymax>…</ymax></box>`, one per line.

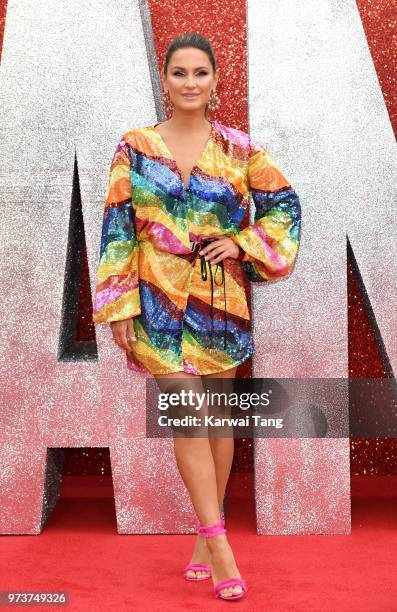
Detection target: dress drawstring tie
<box><xmin>191</xmin><ymin>239</ymin><xmax>228</xmax><ymax>350</ymax></box>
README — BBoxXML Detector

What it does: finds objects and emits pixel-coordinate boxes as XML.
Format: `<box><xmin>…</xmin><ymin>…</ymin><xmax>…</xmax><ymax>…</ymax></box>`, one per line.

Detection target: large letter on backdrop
<box><xmin>0</xmin><ymin>0</ymin><xmax>194</xmax><ymax>535</ymax></box>
<box><xmin>249</xmin><ymin>0</ymin><xmax>396</xmax><ymax>534</ymax></box>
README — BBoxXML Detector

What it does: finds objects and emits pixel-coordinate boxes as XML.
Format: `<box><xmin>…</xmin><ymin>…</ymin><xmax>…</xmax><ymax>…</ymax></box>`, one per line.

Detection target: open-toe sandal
<box><xmin>183</xmin><ymin>511</ymin><xmax>225</xmax><ymax>582</ymax></box>
<box><xmin>197</xmin><ymin>517</ymin><xmax>247</xmax><ymax>600</ymax></box>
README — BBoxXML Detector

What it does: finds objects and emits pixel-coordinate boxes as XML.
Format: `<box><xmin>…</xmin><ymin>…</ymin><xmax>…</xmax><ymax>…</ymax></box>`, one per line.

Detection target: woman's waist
<box><xmin>137</xmin><ymin>232</ymin><xmax>232</xmax><ymax>253</ymax></box>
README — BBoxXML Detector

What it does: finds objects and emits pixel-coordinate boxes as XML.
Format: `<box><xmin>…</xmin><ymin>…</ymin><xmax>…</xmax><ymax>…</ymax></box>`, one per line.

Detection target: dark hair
<box><xmin>163</xmin><ymin>33</ymin><xmax>217</xmax><ymax>75</ymax></box>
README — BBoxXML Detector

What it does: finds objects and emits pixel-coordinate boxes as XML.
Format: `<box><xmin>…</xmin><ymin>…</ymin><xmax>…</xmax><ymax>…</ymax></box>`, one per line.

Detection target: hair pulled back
<box><xmin>164</xmin><ymin>33</ymin><xmax>217</xmax><ymax>75</ymax></box>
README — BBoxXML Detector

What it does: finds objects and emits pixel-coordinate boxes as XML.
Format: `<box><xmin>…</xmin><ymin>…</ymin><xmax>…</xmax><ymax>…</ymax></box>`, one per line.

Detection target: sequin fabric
<box><xmin>92</xmin><ymin>120</ymin><xmax>301</xmax><ymax>375</ymax></box>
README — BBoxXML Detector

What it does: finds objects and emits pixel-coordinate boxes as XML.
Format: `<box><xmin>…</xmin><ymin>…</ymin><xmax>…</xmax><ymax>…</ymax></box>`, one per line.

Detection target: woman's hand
<box><xmin>110</xmin><ymin>318</ymin><xmax>136</xmax><ymax>351</ymax></box>
<box><xmin>198</xmin><ymin>236</ymin><xmax>243</xmax><ymax>265</ymax></box>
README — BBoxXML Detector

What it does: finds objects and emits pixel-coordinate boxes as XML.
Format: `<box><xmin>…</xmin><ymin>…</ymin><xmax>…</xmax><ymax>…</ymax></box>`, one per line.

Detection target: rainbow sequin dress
<box><xmin>92</xmin><ymin>120</ymin><xmax>301</xmax><ymax>375</ymax></box>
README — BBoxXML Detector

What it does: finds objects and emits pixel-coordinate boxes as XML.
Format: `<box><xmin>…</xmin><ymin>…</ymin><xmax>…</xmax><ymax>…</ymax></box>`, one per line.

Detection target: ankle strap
<box><xmin>196</xmin><ymin>510</ymin><xmax>225</xmax><ymax>532</ymax></box>
<box><xmin>197</xmin><ymin>520</ymin><xmax>226</xmax><ymax>538</ymax></box>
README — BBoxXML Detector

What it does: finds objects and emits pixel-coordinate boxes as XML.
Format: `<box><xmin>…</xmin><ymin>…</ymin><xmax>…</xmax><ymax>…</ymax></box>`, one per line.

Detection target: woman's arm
<box><xmin>92</xmin><ymin>134</ymin><xmax>141</xmax><ymax>324</ymax></box>
<box><xmin>229</xmin><ymin>140</ymin><xmax>301</xmax><ymax>283</ymax></box>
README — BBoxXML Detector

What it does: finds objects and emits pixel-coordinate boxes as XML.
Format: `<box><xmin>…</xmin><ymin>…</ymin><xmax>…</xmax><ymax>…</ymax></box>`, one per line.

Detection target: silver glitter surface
<box><xmin>0</xmin><ymin>0</ymin><xmax>195</xmax><ymax>534</ymax></box>
<box><xmin>255</xmin><ymin>438</ymin><xmax>351</xmax><ymax>535</ymax></box>
<box><xmin>246</xmin><ymin>0</ymin><xmax>397</xmax><ymax>534</ymax></box>
<box><xmin>248</xmin><ymin>0</ymin><xmax>396</xmax><ymax>377</ymax></box>
<box><xmin>253</xmin><ymin>380</ymin><xmax>351</xmax><ymax>534</ymax></box>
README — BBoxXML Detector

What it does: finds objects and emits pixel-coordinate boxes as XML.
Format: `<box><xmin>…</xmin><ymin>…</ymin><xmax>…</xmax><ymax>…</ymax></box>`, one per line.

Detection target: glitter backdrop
<box><xmin>66</xmin><ymin>0</ymin><xmax>397</xmax><ymax>478</ymax></box>
<box><xmin>0</xmin><ymin>0</ymin><xmax>196</xmax><ymax>535</ymax></box>
<box><xmin>350</xmin><ymin>0</ymin><xmax>397</xmax><ymax>474</ymax></box>
<box><xmin>0</xmin><ymin>0</ymin><xmax>396</xmax><ymax>537</ymax></box>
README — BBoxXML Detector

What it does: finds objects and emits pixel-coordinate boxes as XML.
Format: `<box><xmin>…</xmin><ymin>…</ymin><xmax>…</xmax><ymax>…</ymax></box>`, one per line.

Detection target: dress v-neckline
<box><xmin>149</xmin><ymin>120</ymin><xmax>214</xmax><ymax>190</ymax></box>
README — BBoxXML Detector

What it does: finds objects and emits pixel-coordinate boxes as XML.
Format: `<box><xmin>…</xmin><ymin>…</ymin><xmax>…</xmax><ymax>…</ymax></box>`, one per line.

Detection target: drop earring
<box><xmin>207</xmin><ymin>89</ymin><xmax>221</xmax><ymax>111</ymax></box>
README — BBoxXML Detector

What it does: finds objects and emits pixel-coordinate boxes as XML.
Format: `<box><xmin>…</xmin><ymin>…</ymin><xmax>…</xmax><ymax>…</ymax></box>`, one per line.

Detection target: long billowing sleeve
<box><xmin>92</xmin><ymin>134</ymin><xmax>141</xmax><ymax>324</ymax></box>
<box><xmin>230</xmin><ymin>140</ymin><xmax>301</xmax><ymax>283</ymax></box>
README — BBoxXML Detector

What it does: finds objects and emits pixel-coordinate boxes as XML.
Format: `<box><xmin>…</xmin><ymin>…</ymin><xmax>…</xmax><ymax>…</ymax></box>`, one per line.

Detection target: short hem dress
<box><xmin>126</xmin><ymin>341</ymin><xmax>255</xmax><ymax>376</ymax></box>
<box><xmin>92</xmin><ymin>120</ymin><xmax>301</xmax><ymax>377</ymax></box>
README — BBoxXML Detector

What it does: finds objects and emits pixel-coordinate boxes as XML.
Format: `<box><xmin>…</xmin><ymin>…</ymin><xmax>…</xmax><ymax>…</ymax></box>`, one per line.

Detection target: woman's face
<box><xmin>163</xmin><ymin>47</ymin><xmax>218</xmax><ymax>114</ymax></box>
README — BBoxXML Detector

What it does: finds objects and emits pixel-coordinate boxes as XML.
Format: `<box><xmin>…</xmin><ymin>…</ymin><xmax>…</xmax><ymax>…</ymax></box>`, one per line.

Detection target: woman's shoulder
<box><xmin>213</xmin><ymin>120</ymin><xmax>250</xmax><ymax>146</ymax></box>
<box><xmin>118</xmin><ymin>125</ymin><xmax>162</xmax><ymax>158</ymax></box>
<box><xmin>121</xmin><ymin>125</ymin><xmax>152</xmax><ymax>145</ymax></box>
<box><xmin>212</xmin><ymin>120</ymin><xmax>264</xmax><ymax>159</ymax></box>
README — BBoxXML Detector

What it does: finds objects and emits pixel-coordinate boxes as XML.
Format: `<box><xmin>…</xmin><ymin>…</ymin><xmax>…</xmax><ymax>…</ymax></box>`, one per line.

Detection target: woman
<box><xmin>93</xmin><ymin>33</ymin><xmax>301</xmax><ymax>601</ymax></box>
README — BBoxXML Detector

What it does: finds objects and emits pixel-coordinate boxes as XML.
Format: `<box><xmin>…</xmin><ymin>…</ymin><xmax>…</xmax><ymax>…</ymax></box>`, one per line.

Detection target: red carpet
<box><xmin>1</xmin><ymin>473</ymin><xmax>397</xmax><ymax>611</ymax></box>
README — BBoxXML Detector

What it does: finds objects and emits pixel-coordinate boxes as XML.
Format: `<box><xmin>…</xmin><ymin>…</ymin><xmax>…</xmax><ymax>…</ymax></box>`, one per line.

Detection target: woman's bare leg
<box><xmin>154</xmin><ymin>366</ymin><xmax>243</xmax><ymax>596</ymax></box>
<box><xmin>181</xmin><ymin>366</ymin><xmax>237</xmax><ymax>580</ymax></box>
<box><xmin>153</xmin><ymin>371</ymin><xmax>221</xmax><ymax>580</ymax></box>
<box><xmin>204</xmin><ymin>366</ymin><xmax>237</xmax><ymax>522</ymax></box>
<box><xmin>202</xmin><ymin>366</ymin><xmax>243</xmax><ymax>597</ymax></box>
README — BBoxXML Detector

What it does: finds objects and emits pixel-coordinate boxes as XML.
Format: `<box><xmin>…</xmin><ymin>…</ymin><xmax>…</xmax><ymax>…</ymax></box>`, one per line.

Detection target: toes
<box><xmin>199</xmin><ymin>571</ymin><xmax>210</xmax><ymax>579</ymax></box>
<box><xmin>221</xmin><ymin>585</ymin><xmax>242</xmax><ymax>597</ymax></box>
<box><xmin>187</xmin><ymin>569</ymin><xmax>210</xmax><ymax>579</ymax></box>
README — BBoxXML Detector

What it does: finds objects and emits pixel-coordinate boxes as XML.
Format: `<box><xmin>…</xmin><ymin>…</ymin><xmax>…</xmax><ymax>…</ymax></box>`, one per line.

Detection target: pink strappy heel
<box><xmin>183</xmin><ymin>511</ymin><xmax>225</xmax><ymax>581</ymax></box>
<box><xmin>197</xmin><ymin>518</ymin><xmax>248</xmax><ymax>600</ymax></box>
